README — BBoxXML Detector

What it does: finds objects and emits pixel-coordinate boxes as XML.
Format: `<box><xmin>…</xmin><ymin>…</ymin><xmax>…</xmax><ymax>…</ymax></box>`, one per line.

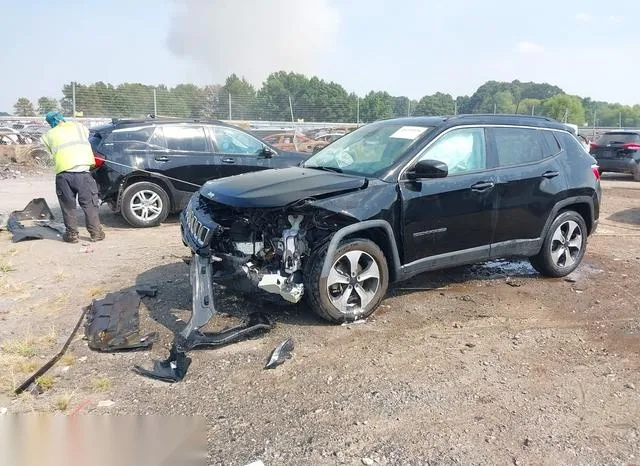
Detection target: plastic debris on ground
<box><xmin>84</xmin><ymin>290</ymin><xmax>158</xmax><ymax>352</ymax></box>
<box><xmin>265</xmin><ymin>338</ymin><xmax>294</xmax><ymax>369</ymax></box>
<box><xmin>4</xmin><ymin>198</ymin><xmax>66</xmax><ymax>242</ymax></box>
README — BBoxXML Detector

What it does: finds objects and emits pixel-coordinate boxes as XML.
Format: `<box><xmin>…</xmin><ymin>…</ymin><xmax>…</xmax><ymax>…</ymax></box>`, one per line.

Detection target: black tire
<box><xmin>304</xmin><ymin>238</ymin><xmax>388</xmax><ymax>323</ymax></box>
<box><xmin>120</xmin><ymin>181</ymin><xmax>170</xmax><ymax>228</ymax></box>
<box><xmin>529</xmin><ymin>210</ymin><xmax>587</xmax><ymax>278</ymax></box>
<box><xmin>633</xmin><ymin>163</ymin><xmax>640</xmax><ymax>182</ymax></box>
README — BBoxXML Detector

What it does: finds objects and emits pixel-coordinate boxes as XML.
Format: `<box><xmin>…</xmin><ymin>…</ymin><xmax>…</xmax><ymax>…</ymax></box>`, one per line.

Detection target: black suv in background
<box><xmin>88</xmin><ymin>118</ymin><xmax>307</xmax><ymax>227</ymax></box>
<box><xmin>589</xmin><ymin>130</ymin><xmax>640</xmax><ymax>181</ymax></box>
<box><xmin>181</xmin><ymin>115</ymin><xmax>602</xmax><ymax>323</ymax></box>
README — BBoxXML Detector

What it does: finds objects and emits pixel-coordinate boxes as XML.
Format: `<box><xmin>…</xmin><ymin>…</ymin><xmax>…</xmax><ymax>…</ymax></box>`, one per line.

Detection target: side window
<box><xmin>163</xmin><ymin>125</ymin><xmax>207</xmax><ymax>152</ymax></box>
<box><xmin>107</xmin><ymin>126</ymin><xmax>155</xmax><ymax>151</ymax></box>
<box><xmin>418</xmin><ymin>128</ymin><xmax>487</xmax><ymax>175</ymax></box>
<box><xmin>212</xmin><ymin>126</ymin><xmax>264</xmax><ymax>155</ymax></box>
<box><xmin>541</xmin><ymin>130</ymin><xmax>561</xmax><ymax>157</ymax></box>
<box><xmin>492</xmin><ymin>128</ymin><xmax>544</xmax><ymax>167</ymax></box>
<box><xmin>557</xmin><ymin>131</ymin><xmax>589</xmax><ymax>157</ymax></box>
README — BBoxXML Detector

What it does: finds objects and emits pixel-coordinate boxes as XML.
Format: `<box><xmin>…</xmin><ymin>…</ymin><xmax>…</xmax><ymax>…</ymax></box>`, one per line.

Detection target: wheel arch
<box><xmin>541</xmin><ymin>196</ymin><xmax>596</xmax><ymax>239</ymax></box>
<box><xmin>117</xmin><ymin>172</ymin><xmax>176</xmax><ymax>212</ymax></box>
<box><xmin>319</xmin><ymin>220</ymin><xmax>401</xmax><ymax>284</ymax></box>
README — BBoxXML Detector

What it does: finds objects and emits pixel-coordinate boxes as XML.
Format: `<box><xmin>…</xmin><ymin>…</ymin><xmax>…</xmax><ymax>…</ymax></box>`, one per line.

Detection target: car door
<box><xmin>147</xmin><ymin>125</ymin><xmax>220</xmax><ymax>192</ymax></box>
<box><xmin>399</xmin><ymin>127</ymin><xmax>498</xmax><ymax>267</ymax></box>
<box><xmin>488</xmin><ymin>127</ymin><xmax>568</xmax><ymax>257</ymax></box>
<box><xmin>211</xmin><ymin>125</ymin><xmax>275</xmax><ymax>178</ymax></box>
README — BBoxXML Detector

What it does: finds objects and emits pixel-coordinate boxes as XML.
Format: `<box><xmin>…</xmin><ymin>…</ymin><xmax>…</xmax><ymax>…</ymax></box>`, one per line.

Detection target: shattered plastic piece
<box><xmin>0</xmin><ymin>407</ymin><xmax>7</xmax><ymax>415</ymax></box>
<box><xmin>245</xmin><ymin>461</ymin><xmax>266</xmax><ymax>466</ymax></box>
<box><xmin>132</xmin><ymin>345</ymin><xmax>192</xmax><ymax>383</ymax></box>
<box><xmin>181</xmin><ymin>253</ymin><xmax>216</xmax><ymax>339</ymax></box>
<box><xmin>97</xmin><ymin>400</ymin><xmax>115</xmax><ymax>408</ymax></box>
<box><xmin>6</xmin><ymin>198</ymin><xmax>65</xmax><ymax>242</ymax></box>
<box><xmin>265</xmin><ymin>338</ymin><xmax>294</xmax><ymax>369</ymax></box>
<box><xmin>183</xmin><ymin>312</ymin><xmax>273</xmax><ymax>351</ymax></box>
<box><xmin>258</xmin><ymin>273</ymin><xmax>304</xmax><ymax>303</ymax></box>
<box><xmin>136</xmin><ymin>284</ymin><xmax>159</xmax><ymax>298</ymax></box>
<box><xmin>85</xmin><ymin>291</ymin><xmax>158</xmax><ymax>352</ymax></box>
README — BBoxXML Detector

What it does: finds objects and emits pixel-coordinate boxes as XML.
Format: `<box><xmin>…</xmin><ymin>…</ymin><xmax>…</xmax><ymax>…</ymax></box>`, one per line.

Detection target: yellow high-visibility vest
<box><xmin>41</xmin><ymin>121</ymin><xmax>95</xmax><ymax>174</ymax></box>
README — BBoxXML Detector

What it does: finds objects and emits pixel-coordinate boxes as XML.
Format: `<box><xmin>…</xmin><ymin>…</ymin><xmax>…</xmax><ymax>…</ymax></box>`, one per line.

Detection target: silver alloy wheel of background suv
<box><xmin>130</xmin><ymin>190</ymin><xmax>163</xmax><ymax>222</ymax></box>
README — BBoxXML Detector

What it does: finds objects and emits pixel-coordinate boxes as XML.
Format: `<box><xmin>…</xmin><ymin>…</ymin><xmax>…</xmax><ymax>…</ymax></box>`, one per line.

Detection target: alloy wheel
<box><xmin>130</xmin><ymin>190</ymin><xmax>163</xmax><ymax>222</ymax></box>
<box><xmin>326</xmin><ymin>250</ymin><xmax>381</xmax><ymax>314</ymax></box>
<box><xmin>550</xmin><ymin>220</ymin><xmax>582</xmax><ymax>268</ymax></box>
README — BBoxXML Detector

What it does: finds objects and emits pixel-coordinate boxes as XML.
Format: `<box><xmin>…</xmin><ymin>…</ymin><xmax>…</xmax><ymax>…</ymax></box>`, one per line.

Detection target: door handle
<box><xmin>154</xmin><ymin>156</ymin><xmax>170</xmax><ymax>162</ymax></box>
<box><xmin>470</xmin><ymin>181</ymin><xmax>495</xmax><ymax>192</ymax></box>
<box><xmin>222</xmin><ymin>158</ymin><xmax>236</xmax><ymax>164</ymax></box>
<box><xmin>542</xmin><ymin>170</ymin><xmax>560</xmax><ymax>179</ymax></box>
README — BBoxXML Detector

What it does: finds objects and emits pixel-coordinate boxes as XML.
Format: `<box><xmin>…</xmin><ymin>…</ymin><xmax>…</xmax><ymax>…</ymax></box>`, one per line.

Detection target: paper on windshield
<box><xmin>390</xmin><ymin>126</ymin><xmax>427</xmax><ymax>140</ymax></box>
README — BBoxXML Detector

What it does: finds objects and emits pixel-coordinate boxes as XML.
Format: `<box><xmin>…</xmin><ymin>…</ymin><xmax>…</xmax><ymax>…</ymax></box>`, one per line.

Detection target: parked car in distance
<box><xmin>89</xmin><ymin>118</ymin><xmax>308</xmax><ymax>228</ymax></box>
<box><xmin>262</xmin><ymin>133</ymin><xmax>327</xmax><ymax>153</ymax></box>
<box><xmin>589</xmin><ymin>131</ymin><xmax>640</xmax><ymax>181</ymax></box>
<box><xmin>180</xmin><ymin>115</ymin><xmax>602</xmax><ymax>323</ymax></box>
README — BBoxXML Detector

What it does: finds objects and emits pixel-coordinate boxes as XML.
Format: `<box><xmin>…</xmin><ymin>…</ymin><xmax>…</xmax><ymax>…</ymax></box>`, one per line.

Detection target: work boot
<box><xmin>90</xmin><ymin>230</ymin><xmax>105</xmax><ymax>242</ymax></box>
<box><xmin>62</xmin><ymin>231</ymin><xmax>79</xmax><ymax>243</ymax></box>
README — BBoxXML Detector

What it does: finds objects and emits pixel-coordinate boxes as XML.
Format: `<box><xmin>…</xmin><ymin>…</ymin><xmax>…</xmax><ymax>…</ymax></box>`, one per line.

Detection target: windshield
<box><xmin>596</xmin><ymin>132</ymin><xmax>640</xmax><ymax>145</ymax></box>
<box><xmin>302</xmin><ymin>122</ymin><xmax>433</xmax><ymax>176</ymax></box>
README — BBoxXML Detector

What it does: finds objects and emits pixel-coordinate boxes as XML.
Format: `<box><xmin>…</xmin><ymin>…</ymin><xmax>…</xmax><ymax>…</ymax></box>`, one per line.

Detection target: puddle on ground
<box><xmin>466</xmin><ymin>259</ymin><xmax>537</xmax><ymax>279</ymax></box>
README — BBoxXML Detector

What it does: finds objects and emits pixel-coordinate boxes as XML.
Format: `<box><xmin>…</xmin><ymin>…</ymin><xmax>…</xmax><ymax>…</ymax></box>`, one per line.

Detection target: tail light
<box><xmin>589</xmin><ymin>142</ymin><xmax>599</xmax><ymax>151</ymax></box>
<box><xmin>93</xmin><ymin>151</ymin><xmax>106</xmax><ymax>167</ymax></box>
<box><xmin>591</xmin><ymin>164</ymin><xmax>601</xmax><ymax>181</ymax></box>
<box><xmin>622</xmin><ymin>143</ymin><xmax>640</xmax><ymax>150</ymax></box>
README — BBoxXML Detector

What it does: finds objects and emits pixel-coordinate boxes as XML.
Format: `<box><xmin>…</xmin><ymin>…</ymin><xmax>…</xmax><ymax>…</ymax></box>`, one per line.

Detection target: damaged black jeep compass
<box><xmin>180</xmin><ymin>115</ymin><xmax>601</xmax><ymax>323</ymax></box>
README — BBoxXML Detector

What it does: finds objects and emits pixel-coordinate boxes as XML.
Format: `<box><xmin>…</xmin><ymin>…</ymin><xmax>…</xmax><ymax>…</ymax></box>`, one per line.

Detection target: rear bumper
<box><xmin>595</xmin><ymin>157</ymin><xmax>638</xmax><ymax>173</ymax></box>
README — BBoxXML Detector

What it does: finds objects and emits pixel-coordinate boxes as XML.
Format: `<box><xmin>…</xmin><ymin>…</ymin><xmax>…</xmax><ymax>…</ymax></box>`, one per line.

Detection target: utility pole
<box><xmin>531</xmin><ymin>105</ymin><xmax>535</xmax><ymax>116</ymax></box>
<box><xmin>619</xmin><ymin>111</ymin><xmax>622</xmax><ymax>128</ymax></box>
<box><xmin>288</xmin><ymin>95</ymin><xmax>297</xmax><ymax>151</ymax></box>
<box><xmin>228</xmin><ymin>92</ymin><xmax>232</xmax><ymax>120</ymax></box>
<box><xmin>493</xmin><ymin>103</ymin><xmax>497</xmax><ymax>115</ymax></box>
<box><xmin>454</xmin><ymin>101</ymin><xmax>457</xmax><ymax>116</ymax></box>
<box><xmin>356</xmin><ymin>98</ymin><xmax>360</xmax><ymax>126</ymax></box>
<box><xmin>407</xmin><ymin>99</ymin><xmax>411</xmax><ymax>117</ymax></box>
<box><xmin>153</xmin><ymin>88</ymin><xmax>157</xmax><ymax>116</ymax></box>
<box><xmin>72</xmin><ymin>82</ymin><xmax>76</xmax><ymax>118</ymax></box>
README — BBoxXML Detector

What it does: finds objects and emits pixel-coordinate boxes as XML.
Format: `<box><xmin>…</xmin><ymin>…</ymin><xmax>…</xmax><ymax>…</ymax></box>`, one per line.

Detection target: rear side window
<box><xmin>491</xmin><ymin>127</ymin><xmax>544</xmax><ymax>166</ymax></box>
<box><xmin>596</xmin><ymin>132</ymin><xmax>640</xmax><ymax>145</ymax></box>
<box><xmin>112</xmin><ymin>127</ymin><xmax>155</xmax><ymax>143</ymax></box>
<box><xmin>557</xmin><ymin>131</ymin><xmax>589</xmax><ymax>157</ymax></box>
<box><xmin>162</xmin><ymin>125</ymin><xmax>207</xmax><ymax>152</ymax></box>
<box><xmin>102</xmin><ymin>126</ymin><xmax>156</xmax><ymax>153</ymax></box>
<box><xmin>541</xmin><ymin>130</ymin><xmax>561</xmax><ymax>157</ymax></box>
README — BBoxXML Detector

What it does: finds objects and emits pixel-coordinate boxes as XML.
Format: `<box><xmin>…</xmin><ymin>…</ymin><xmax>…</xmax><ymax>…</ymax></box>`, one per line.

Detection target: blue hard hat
<box><xmin>45</xmin><ymin>111</ymin><xmax>65</xmax><ymax>128</ymax></box>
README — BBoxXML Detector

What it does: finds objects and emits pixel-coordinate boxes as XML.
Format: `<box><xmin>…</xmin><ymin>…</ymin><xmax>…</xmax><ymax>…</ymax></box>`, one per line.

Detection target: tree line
<box><xmin>10</xmin><ymin>72</ymin><xmax>640</xmax><ymax>127</ymax></box>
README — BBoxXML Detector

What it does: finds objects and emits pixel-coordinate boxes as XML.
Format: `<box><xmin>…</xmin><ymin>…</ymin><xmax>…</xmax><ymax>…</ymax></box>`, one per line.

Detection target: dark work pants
<box><xmin>55</xmin><ymin>171</ymin><xmax>102</xmax><ymax>236</ymax></box>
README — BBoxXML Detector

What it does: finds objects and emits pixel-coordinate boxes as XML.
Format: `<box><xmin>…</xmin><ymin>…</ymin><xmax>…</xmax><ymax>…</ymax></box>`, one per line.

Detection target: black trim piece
<box><xmin>400</xmin><ymin>245</ymin><xmax>490</xmax><ymax>279</ymax></box>
<box><xmin>489</xmin><ymin>239</ymin><xmax>541</xmax><ymax>258</ymax></box>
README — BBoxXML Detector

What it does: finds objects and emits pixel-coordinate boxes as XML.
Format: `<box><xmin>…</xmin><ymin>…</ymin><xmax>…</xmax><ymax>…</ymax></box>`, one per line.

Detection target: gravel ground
<box><xmin>0</xmin><ymin>172</ymin><xmax>639</xmax><ymax>465</ymax></box>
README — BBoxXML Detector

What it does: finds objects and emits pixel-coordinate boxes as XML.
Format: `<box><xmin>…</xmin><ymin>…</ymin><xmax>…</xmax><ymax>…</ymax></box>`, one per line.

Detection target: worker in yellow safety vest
<box><xmin>41</xmin><ymin>112</ymin><xmax>105</xmax><ymax>243</ymax></box>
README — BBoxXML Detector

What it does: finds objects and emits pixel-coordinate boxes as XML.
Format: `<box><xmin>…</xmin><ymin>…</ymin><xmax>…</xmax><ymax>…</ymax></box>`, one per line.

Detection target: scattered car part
<box><xmin>265</xmin><ymin>338</ymin><xmax>294</xmax><ymax>369</ymax></box>
<box><xmin>6</xmin><ymin>198</ymin><xmax>66</xmax><ymax>242</ymax></box>
<box><xmin>132</xmin><ymin>345</ymin><xmax>192</xmax><ymax>383</ymax></box>
<box><xmin>180</xmin><ymin>312</ymin><xmax>272</xmax><ymax>351</ymax></box>
<box><xmin>14</xmin><ymin>307</ymin><xmax>88</xmax><ymax>395</ymax></box>
<box><xmin>84</xmin><ymin>291</ymin><xmax>158</xmax><ymax>352</ymax></box>
<box><xmin>136</xmin><ymin>283</ymin><xmax>159</xmax><ymax>298</ymax></box>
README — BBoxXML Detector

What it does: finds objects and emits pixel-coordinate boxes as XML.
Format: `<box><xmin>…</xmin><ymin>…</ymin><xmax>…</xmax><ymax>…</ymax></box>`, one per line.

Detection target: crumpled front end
<box><xmin>180</xmin><ymin>192</ymin><xmax>316</xmax><ymax>304</ymax></box>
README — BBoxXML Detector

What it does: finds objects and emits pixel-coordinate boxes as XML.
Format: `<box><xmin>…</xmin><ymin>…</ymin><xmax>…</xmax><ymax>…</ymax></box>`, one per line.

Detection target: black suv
<box><xmin>589</xmin><ymin>130</ymin><xmax>640</xmax><ymax>181</ymax></box>
<box><xmin>88</xmin><ymin>118</ymin><xmax>307</xmax><ymax>227</ymax></box>
<box><xmin>180</xmin><ymin>115</ymin><xmax>602</xmax><ymax>323</ymax></box>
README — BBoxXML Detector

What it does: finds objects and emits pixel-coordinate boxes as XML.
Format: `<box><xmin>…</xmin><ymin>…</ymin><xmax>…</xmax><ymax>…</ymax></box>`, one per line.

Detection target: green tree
<box><xmin>413</xmin><ymin>92</ymin><xmax>455</xmax><ymax>116</ymax></box>
<box><xmin>359</xmin><ymin>91</ymin><xmax>394</xmax><ymax>122</ymax></box>
<box><xmin>13</xmin><ymin>98</ymin><xmax>36</xmax><ymax>116</ymax></box>
<box><xmin>541</xmin><ymin>94</ymin><xmax>586</xmax><ymax>125</ymax></box>
<box><xmin>37</xmin><ymin>97</ymin><xmax>59</xmax><ymax>114</ymax></box>
<box><xmin>517</xmin><ymin>98</ymin><xmax>541</xmax><ymax>116</ymax></box>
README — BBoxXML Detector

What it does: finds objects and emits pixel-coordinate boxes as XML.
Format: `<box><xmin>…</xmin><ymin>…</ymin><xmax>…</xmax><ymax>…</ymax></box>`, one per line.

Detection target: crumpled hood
<box><xmin>199</xmin><ymin>167</ymin><xmax>367</xmax><ymax>208</ymax></box>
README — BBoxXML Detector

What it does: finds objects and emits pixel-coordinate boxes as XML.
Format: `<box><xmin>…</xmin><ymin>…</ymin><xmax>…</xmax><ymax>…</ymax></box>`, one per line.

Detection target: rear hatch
<box><xmin>590</xmin><ymin>132</ymin><xmax>640</xmax><ymax>159</ymax></box>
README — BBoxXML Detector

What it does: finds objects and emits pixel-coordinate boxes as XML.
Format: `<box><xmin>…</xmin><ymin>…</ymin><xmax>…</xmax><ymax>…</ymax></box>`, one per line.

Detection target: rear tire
<box><xmin>633</xmin><ymin>163</ymin><xmax>640</xmax><ymax>181</ymax></box>
<box><xmin>529</xmin><ymin>210</ymin><xmax>587</xmax><ymax>277</ymax></box>
<box><xmin>121</xmin><ymin>181</ymin><xmax>170</xmax><ymax>228</ymax></box>
<box><xmin>304</xmin><ymin>238</ymin><xmax>388</xmax><ymax>323</ymax></box>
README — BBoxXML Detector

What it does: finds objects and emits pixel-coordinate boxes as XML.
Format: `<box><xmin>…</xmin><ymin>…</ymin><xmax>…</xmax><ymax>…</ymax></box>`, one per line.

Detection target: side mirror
<box><xmin>261</xmin><ymin>146</ymin><xmax>276</xmax><ymax>158</ymax></box>
<box><xmin>407</xmin><ymin>159</ymin><xmax>448</xmax><ymax>179</ymax></box>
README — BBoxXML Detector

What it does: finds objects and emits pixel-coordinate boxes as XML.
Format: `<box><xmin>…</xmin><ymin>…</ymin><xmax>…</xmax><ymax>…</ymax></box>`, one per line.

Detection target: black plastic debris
<box><xmin>265</xmin><ymin>338</ymin><xmax>294</xmax><ymax>369</ymax></box>
<box><xmin>5</xmin><ymin>198</ymin><xmax>65</xmax><ymax>242</ymax></box>
<box><xmin>132</xmin><ymin>345</ymin><xmax>192</xmax><ymax>383</ymax></box>
<box><xmin>85</xmin><ymin>291</ymin><xmax>158</xmax><ymax>352</ymax></box>
<box><xmin>133</xmin><ymin>313</ymin><xmax>273</xmax><ymax>383</ymax></box>
<box><xmin>183</xmin><ymin>312</ymin><xmax>273</xmax><ymax>351</ymax></box>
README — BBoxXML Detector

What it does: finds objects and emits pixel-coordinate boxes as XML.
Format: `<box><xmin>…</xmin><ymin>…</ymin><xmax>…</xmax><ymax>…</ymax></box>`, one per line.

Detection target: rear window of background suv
<box><xmin>596</xmin><ymin>133</ymin><xmax>640</xmax><ymax>145</ymax></box>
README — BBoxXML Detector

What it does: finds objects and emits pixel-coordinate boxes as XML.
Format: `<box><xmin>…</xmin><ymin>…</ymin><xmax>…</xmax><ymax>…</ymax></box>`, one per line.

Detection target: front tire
<box><xmin>530</xmin><ymin>210</ymin><xmax>587</xmax><ymax>277</ymax></box>
<box><xmin>304</xmin><ymin>238</ymin><xmax>388</xmax><ymax>323</ymax></box>
<box><xmin>121</xmin><ymin>181</ymin><xmax>170</xmax><ymax>228</ymax></box>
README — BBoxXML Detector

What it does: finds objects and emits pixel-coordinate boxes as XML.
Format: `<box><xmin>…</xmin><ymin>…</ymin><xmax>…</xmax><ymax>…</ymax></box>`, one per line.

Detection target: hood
<box><xmin>200</xmin><ymin>167</ymin><xmax>367</xmax><ymax>208</ymax></box>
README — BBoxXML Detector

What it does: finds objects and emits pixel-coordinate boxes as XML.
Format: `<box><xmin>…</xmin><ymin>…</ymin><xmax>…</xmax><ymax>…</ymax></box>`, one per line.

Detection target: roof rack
<box><xmin>451</xmin><ymin>114</ymin><xmax>556</xmax><ymax>122</ymax></box>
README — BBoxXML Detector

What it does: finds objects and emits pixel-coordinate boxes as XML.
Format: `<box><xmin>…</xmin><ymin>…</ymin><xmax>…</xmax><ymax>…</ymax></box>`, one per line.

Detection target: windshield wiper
<box><xmin>306</xmin><ymin>165</ymin><xmax>343</xmax><ymax>174</ymax></box>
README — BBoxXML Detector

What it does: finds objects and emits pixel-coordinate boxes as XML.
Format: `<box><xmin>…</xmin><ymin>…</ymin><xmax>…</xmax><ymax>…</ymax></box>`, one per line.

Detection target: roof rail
<box><xmin>452</xmin><ymin>113</ymin><xmax>556</xmax><ymax>122</ymax></box>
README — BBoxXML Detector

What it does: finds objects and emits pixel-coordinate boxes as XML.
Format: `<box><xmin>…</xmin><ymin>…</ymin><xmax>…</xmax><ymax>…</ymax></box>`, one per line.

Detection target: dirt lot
<box><xmin>0</xmin><ymin>172</ymin><xmax>639</xmax><ymax>465</ymax></box>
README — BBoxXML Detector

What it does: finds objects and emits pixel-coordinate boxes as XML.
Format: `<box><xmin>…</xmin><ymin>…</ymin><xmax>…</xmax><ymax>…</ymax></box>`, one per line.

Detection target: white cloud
<box><xmin>608</xmin><ymin>15</ymin><xmax>623</xmax><ymax>24</ymax></box>
<box><xmin>517</xmin><ymin>41</ymin><xmax>544</xmax><ymax>54</ymax></box>
<box><xmin>576</xmin><ymin>12</ymin><xmax>593</xmax><ymax>23</ymax></box>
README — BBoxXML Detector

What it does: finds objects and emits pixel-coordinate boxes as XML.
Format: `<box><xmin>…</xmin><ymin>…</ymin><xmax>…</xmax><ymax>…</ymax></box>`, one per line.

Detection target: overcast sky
<box><xmin>3</xmin><ymin>0</ymin><xmax>639</xmax><ymax>112</ymax></box>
